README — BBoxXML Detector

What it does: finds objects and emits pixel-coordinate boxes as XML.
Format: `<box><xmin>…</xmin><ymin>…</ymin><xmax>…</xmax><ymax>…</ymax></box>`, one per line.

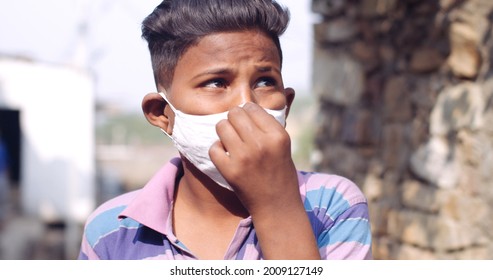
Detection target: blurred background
<box><xmin>0</xmin><ymin>0</ymin><xmax>316</xmax><ymax>260</ymax></box>
<box><xmin>0</xmin><ymin>0</ymin><xmax>492</xmax><ymax>260</ymax></box>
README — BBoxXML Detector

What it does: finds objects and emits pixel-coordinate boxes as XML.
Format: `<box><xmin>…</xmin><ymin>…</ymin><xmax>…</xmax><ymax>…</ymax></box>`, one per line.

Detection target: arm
<box><xmin>210</xmin><ymin>103</ymin><xmax>320</xmax><ymax>259</ymax></box>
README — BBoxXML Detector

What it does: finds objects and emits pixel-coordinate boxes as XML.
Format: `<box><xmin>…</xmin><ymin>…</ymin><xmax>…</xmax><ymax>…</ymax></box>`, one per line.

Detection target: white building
<box><xmin>0</xmin><ymin>57</ymin><xmax>95</xmax><ymax>258</ymax></box>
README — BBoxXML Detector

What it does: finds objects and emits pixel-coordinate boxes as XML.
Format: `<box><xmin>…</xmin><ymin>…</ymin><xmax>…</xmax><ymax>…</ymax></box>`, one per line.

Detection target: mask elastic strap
<box><xmin>158</xmin><ymin>91</ymin><xmax>178</xmax><ymax>113</ymax></box>
<box><xmin>157</xmin><ymin>91</ymin><xmax>176</xmax><ymax>139</ymax></box>
<box><xmin>160</xmin><ymin>128</ymin><xmax>172</xmax><ymax>139</ymax></box>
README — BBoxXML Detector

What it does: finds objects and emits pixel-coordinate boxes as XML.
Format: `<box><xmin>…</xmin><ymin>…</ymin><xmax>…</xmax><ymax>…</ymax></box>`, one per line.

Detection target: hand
<box><xmin>209</xmin><ymin>102</ymin><xmax>299</xmax><ymax>215</ymax></box>
<box><xmin>209</xmin><ymin>102</ymin><xmax>320</xmax><ymax>259</ymax></box>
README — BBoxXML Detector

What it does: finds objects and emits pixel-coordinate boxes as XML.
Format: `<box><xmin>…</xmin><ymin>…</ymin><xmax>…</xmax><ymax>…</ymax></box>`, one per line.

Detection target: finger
<box><xmin>243</xmin><ymin>102</ymin><xmax>286</xmax><ymax>133</ymax></box>
<box><xmin>215</xmin><ymin>118</ymin><xmax>244</xmax><ymax>155</ymax></box>
<box><xmin>225</xmin><ymin>105</ymin><xmax>259</xmax><ymax>143</ymax></box>
<box><xmin>209</xmin><ymin>139</ymin><xmax>230</xmax><ymax>168</ymax></box>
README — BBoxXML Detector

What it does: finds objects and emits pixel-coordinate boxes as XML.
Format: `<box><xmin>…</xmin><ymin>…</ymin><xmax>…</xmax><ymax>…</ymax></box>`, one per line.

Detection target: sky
<box><xmin>0</xmin><ymin>0</ymin><xmax>315</xmax><ymax>111</ymax></box>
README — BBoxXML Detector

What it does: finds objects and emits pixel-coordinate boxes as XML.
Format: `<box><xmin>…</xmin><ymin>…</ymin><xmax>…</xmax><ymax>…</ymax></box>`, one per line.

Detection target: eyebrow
<box><xmin>189</xmin><ymin>68</ymin><xmax>229</xmax><ymax>83</ymax></box>
<box><xmin>256</xmin><ymin>66</ymin><xmax>281</xmax><ymax>75</ymax></box>
<box><xmin>192</xmin><ymin>65</ymin><xmax>281</xmax><ymax>80</ymax></box>
<box><xmin>194</xmin><ymin>68</ymin><xmax>231</xmax><ymax>78</ymax></box>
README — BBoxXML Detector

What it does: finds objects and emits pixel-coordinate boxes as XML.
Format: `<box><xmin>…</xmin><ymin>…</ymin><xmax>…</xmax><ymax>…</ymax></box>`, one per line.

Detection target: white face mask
<box><xmin>158</xmin><ymin>91</ymin><xmax>287</xmax><ymax>191</ymax></box>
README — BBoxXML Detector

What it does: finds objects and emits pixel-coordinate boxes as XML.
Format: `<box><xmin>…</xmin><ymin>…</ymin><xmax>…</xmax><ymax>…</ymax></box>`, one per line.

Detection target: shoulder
<box><xmin>298</xmin><ymin>170</ymin><xmax>367</xmax><ymax>210</ymax></box>
<box><xmin>297</xmin><ymin>171</ymin><xmax>372</xmax><ymax>259</ymax></box>
<box><xmin>82</xmin><ymin>190</ymin><xmax>142</xmax><ymax>248</ymax></box>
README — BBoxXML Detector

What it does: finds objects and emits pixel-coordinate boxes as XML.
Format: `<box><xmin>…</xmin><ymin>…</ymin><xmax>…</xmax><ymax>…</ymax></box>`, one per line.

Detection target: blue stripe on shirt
<box><xmin>85</xmin><ymin>206</ymin><xmax>139</xmax><ymax>247</ymax></box>
<box><xmin>304</xmin><ymin>187</ymin><xmax>350</xmax><ymax>220</ymax></box>
<box><xmin>318</xmin><ymin>215</ymin><xmax>371</xmax><ymax>246</ymax></box>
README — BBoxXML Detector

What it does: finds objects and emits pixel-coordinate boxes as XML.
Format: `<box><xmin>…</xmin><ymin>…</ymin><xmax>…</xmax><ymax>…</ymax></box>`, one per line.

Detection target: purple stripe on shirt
<box><xmin>299</xmin><ymin>172</ymin><xmax>367</xmax><ymax>206</ymax></box>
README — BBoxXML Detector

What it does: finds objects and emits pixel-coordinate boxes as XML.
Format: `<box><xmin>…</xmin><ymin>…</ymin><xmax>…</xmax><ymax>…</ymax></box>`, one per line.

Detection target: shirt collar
<box><xmin>118</xmin><ymin>157</ymin><xmax>182</xmax><ymax>235</ymax></box>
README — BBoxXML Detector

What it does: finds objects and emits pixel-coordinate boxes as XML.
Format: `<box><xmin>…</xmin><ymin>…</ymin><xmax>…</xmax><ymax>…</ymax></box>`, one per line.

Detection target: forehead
<box><xmin>177</xmin><ymin>30</ymin><xmax>281</xmax><ymax>69</ymax></box>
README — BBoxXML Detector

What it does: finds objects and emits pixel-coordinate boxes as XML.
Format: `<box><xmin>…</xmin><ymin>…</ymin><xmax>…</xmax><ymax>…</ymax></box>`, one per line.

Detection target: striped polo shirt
<box><xmin>78</xmin><ymin>157</ymin><xmax>372</xmax><ymax>260</ymax></box>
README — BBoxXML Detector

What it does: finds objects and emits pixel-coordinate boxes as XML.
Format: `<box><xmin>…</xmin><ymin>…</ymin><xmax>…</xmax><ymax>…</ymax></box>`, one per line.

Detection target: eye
<box><xmin>256</xmin><ymin>77</ymin><xmax>277</xmax><ymax>88</ymax></box>
<box><xmin>203</xmin><ymin>78</ymin><xmax>227</xmax><ymax>88</ymax></box>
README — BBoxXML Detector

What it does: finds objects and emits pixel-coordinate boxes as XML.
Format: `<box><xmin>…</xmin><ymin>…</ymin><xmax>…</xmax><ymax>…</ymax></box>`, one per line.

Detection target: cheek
<box><xmin>257</xmin><ymin>93</ymin><xmax>289</xmax><ymax>111</ymax></box>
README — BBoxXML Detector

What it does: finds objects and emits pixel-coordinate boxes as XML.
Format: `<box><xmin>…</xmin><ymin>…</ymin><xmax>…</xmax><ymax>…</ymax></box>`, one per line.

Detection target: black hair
<box><xmin>141</xmin><ymin>0</ymin><xmax>290</xmax><ymax>88</ymax></box>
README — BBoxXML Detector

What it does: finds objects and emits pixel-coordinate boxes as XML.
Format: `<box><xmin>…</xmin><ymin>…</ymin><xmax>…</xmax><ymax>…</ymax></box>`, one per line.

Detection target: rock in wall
<box><xmin>311</xmin><ymin>0</ymin><xmax>493</xmax><ymax>259</ymax></box>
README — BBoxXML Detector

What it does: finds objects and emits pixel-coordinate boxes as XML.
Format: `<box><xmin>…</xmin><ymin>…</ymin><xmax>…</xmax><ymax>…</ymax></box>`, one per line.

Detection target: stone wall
<box><xmin>311</xmin><ymin>0</ymin><xmax>493</xmax><ymax>259</ymax></box>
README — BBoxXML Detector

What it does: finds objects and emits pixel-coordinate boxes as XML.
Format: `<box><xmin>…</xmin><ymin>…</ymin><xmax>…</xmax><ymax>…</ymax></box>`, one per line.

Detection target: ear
<box><xmin>142</xmin><ymin>92</ymin><xmax>174</xmax><ymax>134</ymax></box>
<box><xmin>284</xmin><ymin>87</ymin><xmax>296</xmax><ymax>118</ymax></box>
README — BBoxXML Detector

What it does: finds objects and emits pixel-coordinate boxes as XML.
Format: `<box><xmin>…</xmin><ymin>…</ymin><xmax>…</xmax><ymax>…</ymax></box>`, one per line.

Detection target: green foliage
<box><xmin>96</xmin><ymin>112</ymin><xmax>168</xmax><ymax>146</ymax></box>
<box><xmin>289</xmin><ymin>94</ymin><xmax>316</xmax><ymax>170</ymax></box>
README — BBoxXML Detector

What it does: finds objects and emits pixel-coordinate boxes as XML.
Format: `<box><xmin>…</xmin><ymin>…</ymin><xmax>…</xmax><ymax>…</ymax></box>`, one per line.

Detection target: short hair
<box><xmin>141</xmin><ymin>0</ymin><xmax>290</xmax><ymax>88</ymax></box>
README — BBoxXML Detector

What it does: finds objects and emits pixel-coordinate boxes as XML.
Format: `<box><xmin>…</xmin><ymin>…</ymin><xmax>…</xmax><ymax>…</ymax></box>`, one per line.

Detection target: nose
<box><xmin>236</xmin><ymin>86</ymin><xmax>256</xmax><ymax>105</ymax></box>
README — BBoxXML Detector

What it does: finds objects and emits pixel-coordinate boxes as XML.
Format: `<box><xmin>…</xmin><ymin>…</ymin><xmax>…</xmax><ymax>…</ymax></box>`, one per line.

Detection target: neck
<box><xmin>174</xmin><ymin>157</ymin><xmax>249</xmax><ymax>219</ymax></box>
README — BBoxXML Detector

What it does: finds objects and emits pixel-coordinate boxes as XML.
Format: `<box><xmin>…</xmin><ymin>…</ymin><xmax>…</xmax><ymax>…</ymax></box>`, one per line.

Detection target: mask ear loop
<box><xmin>157</xmin><ymin>91</ymin><xmax>176</xmax><ymax>139</ymax></box>
<box><xmin>157</xmin><ymin>91</ymin><xmax>179</xmax><ymax>112</ymax></box>
<box><xmin>160</xmin><ymin>127</ymin><xmax>172</xmax><ymax>139</ymax></box>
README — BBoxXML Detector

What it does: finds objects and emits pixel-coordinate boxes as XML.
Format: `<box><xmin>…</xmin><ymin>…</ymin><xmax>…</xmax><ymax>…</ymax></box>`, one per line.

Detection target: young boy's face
<box><xmin>157</xmin><ymin>30</ymin><xmax>294</xmax><ymax>130</ymax></box>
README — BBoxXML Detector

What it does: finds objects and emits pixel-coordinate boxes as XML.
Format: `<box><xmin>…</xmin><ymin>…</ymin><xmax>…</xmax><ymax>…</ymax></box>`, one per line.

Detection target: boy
<box><xmin>78</xmin><ymin>0</ymin><xmax>372</xmax><ymax>260</ymax></box>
